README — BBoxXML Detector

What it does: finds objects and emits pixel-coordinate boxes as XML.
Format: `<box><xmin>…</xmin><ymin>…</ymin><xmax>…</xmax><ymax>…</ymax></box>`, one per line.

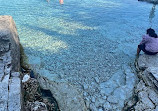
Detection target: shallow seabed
<box><xmin>0</xmin><ymin>0</ymin><xmax>158</xmax><ymax>110</ymax></box>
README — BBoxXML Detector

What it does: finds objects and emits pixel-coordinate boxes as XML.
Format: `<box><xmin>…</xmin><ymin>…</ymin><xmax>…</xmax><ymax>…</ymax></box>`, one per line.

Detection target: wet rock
<box><xmin>37</xmin><ymin>72</ymin><xmax>87</xmax><ymax>111</ymax></box>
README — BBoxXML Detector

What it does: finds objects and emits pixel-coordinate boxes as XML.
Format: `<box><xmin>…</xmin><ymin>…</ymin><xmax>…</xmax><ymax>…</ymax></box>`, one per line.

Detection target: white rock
<box><xmin>102</xmin><ymin>96</ymin><xmax>107</xmax><ymax>100</ymax></box>
<box><xmin>94</xmin><ymin>77</ymin><xmax>99</xmax><ymax>83</ymax></box>
<box><xmin>8</xmin><ymin>77</ymin><xmax>22</xmax><ymax>111</ymax></box>
<box><xmin>22</xmin><ymin>74</ymin><xmax>30</xmax><ymax>83</ymax></box>
<box><xmin>91</xmin><ymin>97</ymin><xmax>95</xmax><ymax>103</ymax></box>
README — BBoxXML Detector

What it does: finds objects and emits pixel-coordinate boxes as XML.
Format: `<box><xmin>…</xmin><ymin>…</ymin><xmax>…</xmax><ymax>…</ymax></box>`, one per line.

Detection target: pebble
<box><xmin>91</xmin><ymin>97</ymin><xmax>95</xmax><ymax>103</ymax></box>
<box><xmin>94</xmin><ymin>77</ymin><xmax>99</xmax><ymax>83</ymax></box>
<box><xmin>98</xmin><ymin>108</ymin><xmax>103</xmax><ymax>111</ymax></box>
<box><xmin>83</xmin><ymin>84</ymin><xmax>88</xmax><ymax>90</ymax></box>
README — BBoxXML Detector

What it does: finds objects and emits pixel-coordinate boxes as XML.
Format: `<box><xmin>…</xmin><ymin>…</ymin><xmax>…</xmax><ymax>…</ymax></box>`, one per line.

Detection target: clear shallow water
<box><xmin>1</xmin><ymin>0</ymin><xmax>158</xmax><ymax>86</ymax></box>
<box><xmin>0</xmin><ymin>0</ymin><xmax>158</xmax><ymax>102</ymax></box>
<box><xmin>1</xmin><ymin>0</ymin><xmax>158</xmax><ymax>110</ymax></box>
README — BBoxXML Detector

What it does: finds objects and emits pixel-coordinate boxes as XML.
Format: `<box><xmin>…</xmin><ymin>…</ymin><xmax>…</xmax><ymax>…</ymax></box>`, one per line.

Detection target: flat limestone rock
<box><xmin>137</xmin><ymin>54</ymin><xmax>158</xmax><ymax>70</ymax></box>
<box><xmin>37</xmin><ymin>73</ymin><xmax>87</xmax><ymax>111</ymax></box>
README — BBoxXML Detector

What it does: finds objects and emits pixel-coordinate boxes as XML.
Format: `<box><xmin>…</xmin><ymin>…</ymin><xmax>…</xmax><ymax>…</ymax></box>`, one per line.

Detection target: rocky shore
<box><xmin>0</xmin><ymin>16</ymin><xmax>59</xmax><ymax>111</ymax></box>
<box><xmin>1</xmin><ymin>15</ymin><xmax>158</xmax><ymax>111</ymax></box>
<box><xmin>124</xmin><ymin>54</ymin><xmax>158</xmax><ymax>111</ymax></box>
<box><xmin>138</xmin><ymin>0</ymin><xmax>158</xmax><ymax>4</ymax></box>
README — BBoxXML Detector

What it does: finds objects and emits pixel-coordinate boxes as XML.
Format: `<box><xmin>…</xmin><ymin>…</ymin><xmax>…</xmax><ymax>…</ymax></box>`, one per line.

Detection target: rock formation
<box><xmin>0</xmin><ymin>16</ymin><xmax>21</xmax><ymax>111</ymax></box>
<box><xmin>124</xmin><ymin>54</ymin><xmax>158</xmax><ymax>111</ymax></box>
<box><xmin>138</xmin><ymin>0</ymin><xmax>158</xmax><ymax>4</ymax></box>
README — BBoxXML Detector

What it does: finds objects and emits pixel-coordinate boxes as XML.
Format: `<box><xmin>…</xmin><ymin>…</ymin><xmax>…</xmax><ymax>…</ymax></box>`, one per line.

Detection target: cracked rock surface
<box><xmin>0</xmin><ymin>16</ymin><xmax>21</xmax><ymax>111</ymax></box>
<box><xmin>124</xmin><ymin>54</ymin><xmax>158</xmax><ymax>111</ymax></box>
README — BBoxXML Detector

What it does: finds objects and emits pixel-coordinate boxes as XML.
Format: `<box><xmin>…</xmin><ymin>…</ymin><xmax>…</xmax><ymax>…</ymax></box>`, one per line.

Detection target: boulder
<box><xmin>0</xmin><ymin>15</ymin><xmax>20</xmax><ymax>72</ymax></box>
<box><xmin>132</xmin><ymin>54</ymin><xmax>158</xmax><ymax>111</ymax></box>
<box><xmin>37</xmin><ymin>70</ymin><xmax>87</xmax><ymax>111</ymax></box>
<box><xmin>0</xmin><ymin>16</ymin><xmax>21</xmax><ymax>111</ymax></box>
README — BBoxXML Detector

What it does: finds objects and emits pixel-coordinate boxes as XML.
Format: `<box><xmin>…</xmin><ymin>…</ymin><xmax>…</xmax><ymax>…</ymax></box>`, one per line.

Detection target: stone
<box><xmin>148</xmin><ymin>89</ymin><xmax>158</xmax><ymax>105</ymax></box>
<box><xmin>22</xmin><ymin>74</ymin><xmax>30</xmax><ymax>83</ymax></box>
<box><xmin>89</xmin><ymin>103</ymin><xmax>97</xmax><ymax>111</ymax></box>
<box><xmin>137</xmin><ymin>54</ymin><xmax>158</xmax><ymax>70</ymax></box>
<box><xmin>98</xmin><ymin>108</ymin><xmax>104</xmax><ymax>111</ymax></box>
<box><xmin>94</xmin><ymin>77</ymin><xmax>99</xmax><ymax>83</ymax></box>
<box><xmin>0</xmin><ymin>75</ymin><xmax>9</xmax><ymax>111</ymax></box>
<box><xmin>138</xmin><ymin>91</ymin><xmax>155</xmax><ymax>109</ymax></box>
<box><xmin>107</xmin><ymin>96</ymin><xmax>119</xmax><ymax>104</ymax></box>
<box><xmin>91</xmin><ymin>97</ymin><xmax>95</xmax><ymax>103</ymax></box>
<box><xmin>26</xmin><ymin>101</ymin><xmax>48</xmax><ymax>111</ymax></box>
<box><xmin>37</xmin><ymin>74</ymin><xmax>87</xmax><ymax>111</ymax></box>
<box><xmin>83</xmin><ymin>84</ymin><xmax>88</xmax><ymax>90</ymax></box>
<box><xmin>0</xmin><ymin>16</ymin><xmax>20</xmax><ymax>72</ymax></box>
<box><xmin>11</xmin><ymin>72</ymin><xmax>20</xmax><ymax>77</ymax></box>
<box><xmin>8</xmin><ymin>77</ymin><xmax>22</xmax><ymax>111</ymax></box>
<box><xmin>138</xmin><ymin>0</ymin><xmax>158</xmax><ymax>4</ymax></box>
<box><xmin>103</xmin><ymin>102</ymin><xmax>112</xmax><ymax>110</ymax></box>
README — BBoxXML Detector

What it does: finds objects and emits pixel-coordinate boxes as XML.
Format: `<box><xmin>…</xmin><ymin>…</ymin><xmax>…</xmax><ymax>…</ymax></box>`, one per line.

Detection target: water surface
<box><xmin>0</xmin><ymin>0</ymin><xmax>158</xmax><ymax>109</ymax></box>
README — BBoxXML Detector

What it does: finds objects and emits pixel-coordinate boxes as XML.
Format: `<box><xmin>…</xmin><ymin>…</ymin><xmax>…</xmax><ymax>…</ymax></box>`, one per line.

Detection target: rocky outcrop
<box><xmin>124</xmin><ymin>54</ymin><xmax>158</xmax><ymax>111</ymax></box>
<box><xmin>0</xmin><ymin>16</ymin><xmax>21</xmax><ymax>111</ymax></box>
<box><xmin>28</xmin><ymin>54</ymin><xmax>137</xmax><ymax>111</ymax></box>
<box><xmin>138</xmin><ymin>0</ymin><xmax>158</xmax><ymax>4</ymax></box>
<box><xmin>36</xmin><ymin>69</ymin><xmax>87</xmax><ymax>111</ymax></box>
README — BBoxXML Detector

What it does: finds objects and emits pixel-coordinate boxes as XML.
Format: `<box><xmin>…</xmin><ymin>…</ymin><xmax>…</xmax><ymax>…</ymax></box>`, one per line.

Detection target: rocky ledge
<box><xmin>0</xmin><ymin>15</ymin><xmax>21</xmax><ymax>111</ymax></box>
<box><xmin>138</xmin><ymin>0</ymin><xmax>158</xmax><ymax>4</ymax></box>
<box><xmin>124</xmin><ymin>54</ymin><xmax>158</xmax><ymax>111</ymax></box>
<box><xmin>0</xmin><ymin>16</ymin><xmax>59</xmax><ymax>111</ymax></box>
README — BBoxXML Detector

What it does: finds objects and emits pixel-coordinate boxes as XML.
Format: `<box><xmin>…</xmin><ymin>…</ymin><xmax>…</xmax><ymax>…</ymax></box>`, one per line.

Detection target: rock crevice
<box><xmin>124</xmin><ymin>54</ymin><xmax>158</xmax><ymax>111</ymax></box>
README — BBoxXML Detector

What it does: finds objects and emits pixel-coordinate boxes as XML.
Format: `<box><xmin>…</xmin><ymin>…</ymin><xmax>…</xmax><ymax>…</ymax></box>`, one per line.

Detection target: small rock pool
<box><xmin>0</xmin><ymin>0</ymin><xmax>158</xmax><ymax>110</ymax></box>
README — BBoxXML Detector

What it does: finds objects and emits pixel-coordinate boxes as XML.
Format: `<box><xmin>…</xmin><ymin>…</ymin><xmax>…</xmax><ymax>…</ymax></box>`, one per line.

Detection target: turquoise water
<box><xmin>0</xmin><ymin>0</ymin><xmax>158</xmax><ymax>81</ymax></box>
<box><xmin>1</xmin><ymin>0</ymin><xmax>158</xmax><ymax>110</ymax></box>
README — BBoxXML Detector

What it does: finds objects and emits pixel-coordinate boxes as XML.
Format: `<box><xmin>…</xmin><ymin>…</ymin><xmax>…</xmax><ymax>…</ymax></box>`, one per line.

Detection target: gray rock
<box><xmin>0</xmin><ymin>75</ymin><xmax>9</xmax><ymax>111</ymax></box>
<box><xmin>26</xmin><ymin>101</ymin><xmax>48</xmax><ymax>111</ymax></box>
<box><xmin>107</xmin><ymin>96</ymin><xmax>119</xmax><ymax>104</ymax></box>
<box><xmin>137</xmin><ymin>54</ymin><xmax>158</xmax><ymax>70</ymax></box>
<box><xmin>138</xmin><ymin>0</ymin><xmax>158</xmax><ymax>4</ymax></box>
<box><xmin>37</xmin><ymin>73</ymin><xmax>87</xmax><ymax>111</ymax></box>
<box><xmin>8</xmin><ymin>77</ymin><xmax>22</xmax><ymax>111</ymax></box>
<box><xmin>0</xmin><ymin>16</ymin><xmax>20</xmax><ymax>72</ymax></box>
<box><xmin>11</xmin><ymin>72</ymin><xmax>20</xmax><ymax>77</ymax></box>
